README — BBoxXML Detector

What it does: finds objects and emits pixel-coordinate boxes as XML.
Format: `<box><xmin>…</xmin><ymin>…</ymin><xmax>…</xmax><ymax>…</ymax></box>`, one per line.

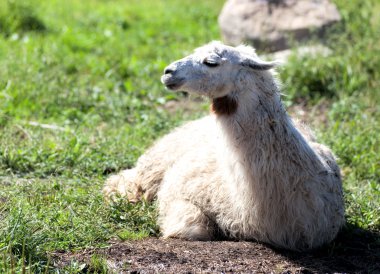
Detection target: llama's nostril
<box><xmin>164</xmin><ymin>67</ymin><xmax>175</xmax><ymax>75</ymax></box>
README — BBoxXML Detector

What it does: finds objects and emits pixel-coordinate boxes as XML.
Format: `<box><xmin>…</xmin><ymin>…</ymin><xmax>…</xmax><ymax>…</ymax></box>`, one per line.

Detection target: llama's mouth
<box><xmin>165</xmin><ymin>83</ymin><xmax>182</xmax><ymax>90</ymax></box>
<box><xmin>161</xmin><ymin>75</ymin><xmax>184</xmax><ymax>91</ymax></box>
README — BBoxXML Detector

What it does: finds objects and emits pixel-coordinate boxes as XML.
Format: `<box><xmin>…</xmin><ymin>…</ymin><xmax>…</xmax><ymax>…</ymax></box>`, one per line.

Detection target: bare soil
<box><xmin>162</xmin><ymin>97</ymin><xmax>331</xmax><ymax>127</ymax></box>
<box><xmin>53</xmin><ymin>227</ymin><xmax>380</xmax><ymax>273</ymax></box>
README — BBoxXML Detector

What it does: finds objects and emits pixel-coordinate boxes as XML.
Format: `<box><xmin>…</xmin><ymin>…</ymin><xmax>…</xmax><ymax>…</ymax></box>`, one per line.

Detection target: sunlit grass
<box><xmin>0</xmin><ymin>0</ymin><xmax>379</xmax><ymax>272</ymax></box>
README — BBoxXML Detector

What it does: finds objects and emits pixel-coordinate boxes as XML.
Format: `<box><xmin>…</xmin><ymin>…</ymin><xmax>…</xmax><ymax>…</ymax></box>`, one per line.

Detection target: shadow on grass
<box><xmin>0</xmin><ymin>1</ymin><xmax>47</xmax><ymax>36</ymax></box>
<box><xmin>277</xmin><ymin>224</ymin><xmax>380</xmax><ymax>273</ymax></box>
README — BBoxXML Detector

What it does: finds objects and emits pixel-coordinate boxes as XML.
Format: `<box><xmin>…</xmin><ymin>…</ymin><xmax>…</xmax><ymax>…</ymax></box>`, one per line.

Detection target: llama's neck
<box><xmin>212</xmin><ymin>73</ymin><xmax>321</xmax><ymax>202</ymax></box>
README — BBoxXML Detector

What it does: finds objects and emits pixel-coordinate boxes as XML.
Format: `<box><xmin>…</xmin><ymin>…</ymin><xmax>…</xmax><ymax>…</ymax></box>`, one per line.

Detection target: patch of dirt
<box><xmin>287</xmin><ymin>100</ymin><xmax>331</xmax><ymax>127</ymax></box>
<box><xmin>162</xmin><ymin>98</ymin><xmax>331</xmax><ymax>128</ymax></box>
<box><xmin>53</xmin><ymin>228</ymin><xmax>380</xmax><ymax>273</ymax></box>
<box><xmin>162</xmin><ymin>98</ymin><xmax>204</xmax><ymax>114</ymax></box>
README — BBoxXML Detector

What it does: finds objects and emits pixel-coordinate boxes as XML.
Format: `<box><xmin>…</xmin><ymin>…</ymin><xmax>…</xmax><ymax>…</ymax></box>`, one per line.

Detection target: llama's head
<box><xmin>161</xmin><ymin>41</ymin><xmax>278</xmax><ymax>99</ymax></box>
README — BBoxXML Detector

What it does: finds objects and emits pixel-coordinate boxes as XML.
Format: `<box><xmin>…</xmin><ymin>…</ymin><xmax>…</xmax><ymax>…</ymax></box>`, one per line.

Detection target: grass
<box><xmin>0</xmin><ymin>0</ymin><xmax>379</xmax><ymax>272</ymax></box>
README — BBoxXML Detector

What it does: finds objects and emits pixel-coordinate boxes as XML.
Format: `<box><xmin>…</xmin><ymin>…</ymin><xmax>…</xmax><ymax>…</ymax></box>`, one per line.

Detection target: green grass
<box><xmin>0</xmin><ymin>0</ymin><xmax>379</xmax><ymax>272</ymax></box>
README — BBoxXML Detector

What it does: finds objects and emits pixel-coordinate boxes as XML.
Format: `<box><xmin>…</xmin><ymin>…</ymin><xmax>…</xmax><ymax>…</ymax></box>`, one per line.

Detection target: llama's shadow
<box><xmin>274</xmin><ymin>224</ymin><xmax>380</xmax><ymax>273</ymax></box>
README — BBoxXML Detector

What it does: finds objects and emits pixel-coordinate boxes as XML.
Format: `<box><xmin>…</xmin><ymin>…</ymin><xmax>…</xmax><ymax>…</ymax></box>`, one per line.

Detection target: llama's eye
<box><xmin>203</xmin><ymin>59</ymin><xmax>219</xmax><ymax>67</ymax></box>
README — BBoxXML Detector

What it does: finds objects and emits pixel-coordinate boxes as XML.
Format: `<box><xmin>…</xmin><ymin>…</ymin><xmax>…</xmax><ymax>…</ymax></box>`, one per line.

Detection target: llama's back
<box><xmin>103</xmin><ymin>116</ymin><xmax>216</xmax><ymax>202</ymax></box>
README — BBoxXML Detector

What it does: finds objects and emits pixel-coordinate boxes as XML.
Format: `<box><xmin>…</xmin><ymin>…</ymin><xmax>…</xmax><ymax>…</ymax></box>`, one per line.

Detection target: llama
<box><xmin>103</xmin><ymin>41</ymin><xmax>345</xmax><ymax>250</ymax></box>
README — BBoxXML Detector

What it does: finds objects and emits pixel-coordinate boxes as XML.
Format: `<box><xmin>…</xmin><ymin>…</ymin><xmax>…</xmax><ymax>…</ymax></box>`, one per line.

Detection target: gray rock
<box><xmin>218</xmin><ymin>0</ymin><xmax>341</xmax><ymax>51</ymax></box>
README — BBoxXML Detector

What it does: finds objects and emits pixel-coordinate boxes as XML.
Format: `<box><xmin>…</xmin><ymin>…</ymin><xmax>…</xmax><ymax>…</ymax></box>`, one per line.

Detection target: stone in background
<box><xmin>218</xmin><ymin>0</ymin><xmax>341</xmax><ymax>52</ymax></box>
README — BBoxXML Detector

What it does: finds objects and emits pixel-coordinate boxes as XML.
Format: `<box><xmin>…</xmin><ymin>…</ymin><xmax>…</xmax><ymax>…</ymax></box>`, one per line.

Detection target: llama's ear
<box><xmin>241</xmin><ymin>58</ymin><xmax>278</xmax><ymax>71</ymax></box>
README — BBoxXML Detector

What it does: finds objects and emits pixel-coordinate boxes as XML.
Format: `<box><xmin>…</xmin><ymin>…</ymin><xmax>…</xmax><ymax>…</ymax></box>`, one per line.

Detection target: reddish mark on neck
<box><xmin>210</xmin><ymin>96</ymin><xmax>238</xmax><ymax>116</ymax></box>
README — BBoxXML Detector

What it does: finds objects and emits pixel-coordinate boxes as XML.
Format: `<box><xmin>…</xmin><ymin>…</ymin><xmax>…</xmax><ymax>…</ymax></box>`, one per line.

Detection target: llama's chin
<box><xmin>165</xmin><ymin>83</ymin><xmax>183</xmax><ymax>91</ymax></box>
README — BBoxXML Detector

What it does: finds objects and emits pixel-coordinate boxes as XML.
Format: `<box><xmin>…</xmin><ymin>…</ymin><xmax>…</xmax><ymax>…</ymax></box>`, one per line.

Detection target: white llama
<box><xmin>103</xmin><ymin>41</ymin><xmax>345</xmax><ymax>251</ymax></box>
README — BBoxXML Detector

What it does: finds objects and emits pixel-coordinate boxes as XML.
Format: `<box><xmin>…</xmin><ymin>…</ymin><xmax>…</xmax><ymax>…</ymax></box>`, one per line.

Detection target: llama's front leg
<box><xmin>158</xmin><ymin>200</ymin><xmax>215</xmax><ymax>241</ymax></box>
<box><xmin>103</xmin><ymin>169</ymin><xmax>142</xmax><ymax>202</ymax></box>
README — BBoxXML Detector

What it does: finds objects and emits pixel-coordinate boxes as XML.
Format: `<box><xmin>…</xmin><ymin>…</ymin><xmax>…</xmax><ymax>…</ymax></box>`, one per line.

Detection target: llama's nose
<box><xmin>164</xmin><ymin>66</ymin><xmax>175</xmax><ymax>75</ymax></box>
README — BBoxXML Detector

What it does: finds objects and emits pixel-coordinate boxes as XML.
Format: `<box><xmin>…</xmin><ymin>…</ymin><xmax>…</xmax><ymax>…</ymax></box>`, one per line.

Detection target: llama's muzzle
<box><xmin>161</xmin><ymin>67</ymin><xmax>184</xmax><ymax>91</ymax></box>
